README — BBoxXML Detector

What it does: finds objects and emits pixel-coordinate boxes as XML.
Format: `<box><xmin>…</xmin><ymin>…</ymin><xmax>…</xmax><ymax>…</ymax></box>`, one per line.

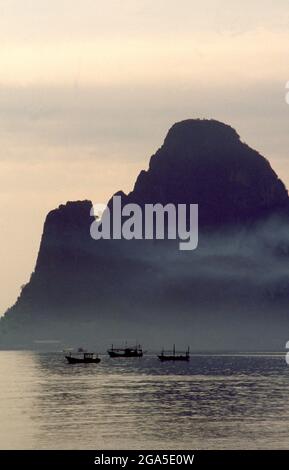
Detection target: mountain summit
<box><xmin>122</xmin><ymin>119</ymin><xmax>288</xmax><ymax>225</ymax></box>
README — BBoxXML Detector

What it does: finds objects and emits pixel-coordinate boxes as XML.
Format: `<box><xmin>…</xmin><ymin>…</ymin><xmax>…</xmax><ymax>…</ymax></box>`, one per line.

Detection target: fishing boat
<box><xmin>107</xmin><ymin>344</ymin><xmax>143</xmax><ymax>358</ymax></box>
<box><xmin>65</xmin><ymin>350</ymin><xmax>101</xmax><ymax>364</ymax></box>
<box><xmin>158</xmin><ymin>345</ymin><xmax>190</xmax><ymax>362</ymax></box>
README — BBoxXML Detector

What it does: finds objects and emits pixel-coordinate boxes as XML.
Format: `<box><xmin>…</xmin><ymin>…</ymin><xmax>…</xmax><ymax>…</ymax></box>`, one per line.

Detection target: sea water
<box><xmin>0</xmin><ymin>351</ymin><xmax>288</xmax><ymax>449</ymax></box>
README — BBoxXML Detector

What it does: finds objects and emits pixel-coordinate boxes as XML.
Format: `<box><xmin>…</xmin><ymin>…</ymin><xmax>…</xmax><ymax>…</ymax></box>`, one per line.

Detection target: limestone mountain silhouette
<box><xmin>1</xmin><ymin>119</ymin><xmax>289</xmax><ymax>350</ymax></box>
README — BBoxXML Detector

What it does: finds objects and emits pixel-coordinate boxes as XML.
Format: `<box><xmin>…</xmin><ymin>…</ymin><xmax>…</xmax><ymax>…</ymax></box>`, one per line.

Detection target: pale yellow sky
<box><xmin>1</xmin><ymin>0</ymin><xmax>289</xmax><ymax>314</ymax></box>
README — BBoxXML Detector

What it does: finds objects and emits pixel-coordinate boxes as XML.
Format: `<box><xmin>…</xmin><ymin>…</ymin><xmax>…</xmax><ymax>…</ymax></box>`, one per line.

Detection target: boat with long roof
<box><xmin>158</xmin><ymin>345</ymin><xmax>190</xmax><ymax>362</ymax></box>
<box><xmin>107</xmin><ymin>343</ymin><xmax>143</xmax><ymax>358</ymax></box>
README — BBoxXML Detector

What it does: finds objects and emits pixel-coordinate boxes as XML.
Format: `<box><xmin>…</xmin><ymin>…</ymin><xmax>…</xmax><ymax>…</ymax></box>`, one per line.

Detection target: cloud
<box><xmin>1</xmin><ymin>0</ymin><xmax>289</xmax><ymax>45</ymax></box>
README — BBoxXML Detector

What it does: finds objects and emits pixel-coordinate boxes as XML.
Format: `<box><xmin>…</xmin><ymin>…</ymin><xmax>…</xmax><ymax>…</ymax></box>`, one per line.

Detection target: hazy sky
<box><xmin>1</xmin><ymin>0</ymin><xmax>289</xmax><ymax>314</ymax></box>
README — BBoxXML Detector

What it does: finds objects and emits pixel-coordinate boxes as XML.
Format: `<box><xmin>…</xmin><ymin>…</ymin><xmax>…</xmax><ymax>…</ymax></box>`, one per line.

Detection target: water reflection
<box><xmin>0</xmin><ymin>352</ymin><xmax>289</xmax><ymax>449</ymax></box>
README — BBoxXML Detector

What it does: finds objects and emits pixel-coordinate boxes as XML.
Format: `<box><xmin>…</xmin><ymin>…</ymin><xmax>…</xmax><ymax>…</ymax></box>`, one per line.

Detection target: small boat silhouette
<box><xmin>65</xmin><ymin>350</ymin><xmax>101</xmax><ymax>364</ymax></box>
<box><xmin>158</xmin><ymin>345</ymin><xmax>190</xmax><ymax>361</ymax></box>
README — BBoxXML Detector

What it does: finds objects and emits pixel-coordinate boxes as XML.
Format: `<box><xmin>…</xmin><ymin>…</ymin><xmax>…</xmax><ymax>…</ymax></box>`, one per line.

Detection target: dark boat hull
<box><xmin>158</xmin><ymin>355</ymin><xmax>190</xmax><ymax>362</ymax></box>
<box><xmin>65</xmin><ymin>356</ymin><xmax>101</xmax><ymax>364</ymax></box>
<box><xmin>108</xmin><ymin>351</ymin><xmax>143</xmax><ymax>358</ymax></box>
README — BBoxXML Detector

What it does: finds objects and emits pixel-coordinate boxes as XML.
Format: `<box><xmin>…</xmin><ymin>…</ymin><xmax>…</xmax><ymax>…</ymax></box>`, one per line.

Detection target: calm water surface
<box><xmin>0</xmin><ymin>352</ymin><xmax>288</xmax><ymax>449</ymax></box>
